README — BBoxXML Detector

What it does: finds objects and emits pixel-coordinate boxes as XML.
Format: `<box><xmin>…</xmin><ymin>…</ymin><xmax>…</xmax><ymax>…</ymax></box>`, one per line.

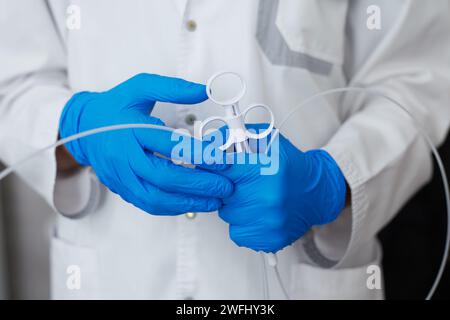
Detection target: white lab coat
<box><xmin>0</xmin><ymin>0</ymin><xmax>450</xmax><ymax>299</ymax></box>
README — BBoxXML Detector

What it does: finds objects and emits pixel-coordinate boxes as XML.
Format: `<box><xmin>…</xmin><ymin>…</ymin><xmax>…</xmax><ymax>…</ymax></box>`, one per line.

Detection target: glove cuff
<box><xmin>307</xmin><ymin>149</ymin><xmax>347</xmax><ymax>223</ymax></box>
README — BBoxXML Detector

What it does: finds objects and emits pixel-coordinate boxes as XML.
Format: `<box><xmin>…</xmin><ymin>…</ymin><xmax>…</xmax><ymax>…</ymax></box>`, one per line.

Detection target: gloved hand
<box><xmin>214</xmin><ymin>124</ymin><xmax>347</xmax><ymax>253</ymax></box>
<box><xmin>59</xmin><ymin>73</ymin><xmax>233</xmax><ymax>215</ymax></box>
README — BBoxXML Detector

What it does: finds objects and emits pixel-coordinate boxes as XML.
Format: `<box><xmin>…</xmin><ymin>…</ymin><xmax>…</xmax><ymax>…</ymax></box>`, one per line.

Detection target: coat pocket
<box><xmin>50</xmin><ymin>234</ymin><xmax>99</xmax><ymax>299</ymax></box>
<box><xmin>256</xmin><ymin>0</ymin><xmax>348</xmax><ymax>75</ymax></box>
<box><xmin>290</xmin><ymin>257</ymin><xmax>384</xmax><ymax>299</ymax></box>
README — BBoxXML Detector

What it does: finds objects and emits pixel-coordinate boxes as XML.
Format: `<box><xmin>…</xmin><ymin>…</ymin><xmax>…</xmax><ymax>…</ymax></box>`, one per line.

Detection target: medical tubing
<box><xmin>0</xmin><ymin>88</ymin><xmax>447</xmax><ymax>300</ymax></box>
<box><xmin>263</xmin><ymin>252</ymin><xmax>290</xmax><ymax>300</ymax></box>
<box><xmin>260</xmin><ymin>252</ymin><xmax>270</xmax><ymax>299</ymax></box>
<box><xmin>266</xmin><ymin>87</ymin><xmax>450</xmax><ymax>301</ymax></box>
<box><xmin>0</xmin><ymin>124</ymin><xmax>186</xmax><ymax>182</ymax></box>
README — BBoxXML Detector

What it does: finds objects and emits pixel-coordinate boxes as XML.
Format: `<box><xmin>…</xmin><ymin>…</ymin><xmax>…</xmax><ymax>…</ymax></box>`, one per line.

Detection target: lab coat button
<box><xmin>186</xmin><ymin>20</ymin><xmax>197</xmax><ymax>32</ymax></box>
<box><xmin>185</xmin><ymin>114</ymin><xmax>197</xmax><ymax>126</ymax></box>
<box><xmin>185</xmin><ymin>212</ymin><xmax>197</xmax><ymax>219</ymax></box>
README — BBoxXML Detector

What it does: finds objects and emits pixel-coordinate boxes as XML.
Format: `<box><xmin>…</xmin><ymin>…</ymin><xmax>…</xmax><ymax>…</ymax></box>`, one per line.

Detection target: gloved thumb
<box><xmin>107</xmin><ymin>73</ymin><xmax>208</xmax><ymax>113</ymax></box>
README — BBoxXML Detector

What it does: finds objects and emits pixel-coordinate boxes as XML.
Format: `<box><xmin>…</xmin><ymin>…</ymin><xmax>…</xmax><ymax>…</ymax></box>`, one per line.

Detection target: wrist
<box><xmin>59</xmin><ymin>92</ymin><xmax>95</xmax><ymax>166</ymax></box>
<box><xmin>56</xmin><ymin>143</ymin><xmax>83</xmax><ymax>175</ymax></box>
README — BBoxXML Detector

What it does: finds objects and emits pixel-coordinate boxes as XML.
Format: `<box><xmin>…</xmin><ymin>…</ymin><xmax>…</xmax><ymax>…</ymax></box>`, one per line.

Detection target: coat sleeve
<box><xmin>0</xmin><ymin>0</ymin><xmax>93</xmax><ymax>215</ymax></box>
<box><xmin>310</xmin><ymin>0</ymin><xmax>450</xmax><ymax>268</ymax></box>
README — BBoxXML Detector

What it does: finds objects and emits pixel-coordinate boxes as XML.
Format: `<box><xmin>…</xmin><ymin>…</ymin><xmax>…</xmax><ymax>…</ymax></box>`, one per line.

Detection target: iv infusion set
<box><xmin>200</xmin><ymin>71</ymin><xmax>283</xmax><ymax>298</ymax></box>
<box><xmin>0</xmin><ymin>71</ymin><xmax>448</xmax><ymax>300</ymax></box>
<box><xmin>198</xmin><ymin>71</ymin><xmax>450</xmax><ymax>300</ymax></box>
<box><xmin>200</xmin><ymin>71</ymin><xmax>279</xmax><ymax>269</ymax></box>
<box><xmin>200</xmin><ymin>71</ymin><xmax>274</xmax><ymax>153</ymax></box>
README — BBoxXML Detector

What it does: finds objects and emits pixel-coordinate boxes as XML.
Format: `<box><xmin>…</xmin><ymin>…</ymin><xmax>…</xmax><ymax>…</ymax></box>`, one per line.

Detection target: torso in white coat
<box><xmin>5</xmin><ymin>0</ymin><xmax>449</xmax><ymax>300</ymax></box>
<box><xmin>53</xmin><ymin>0</ymin><xmax>356</xmax><ymax>300</ymax></box>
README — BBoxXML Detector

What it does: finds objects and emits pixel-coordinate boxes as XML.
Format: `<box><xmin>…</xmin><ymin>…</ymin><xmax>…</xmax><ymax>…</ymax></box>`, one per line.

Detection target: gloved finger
<box><xmin>244</xmin><ymin>123</ymin><xmax>275</xmax><ymax>154</ymax></box>
<box><xmin>130</xmin><ymin>148</ymin><xmax>233</xmax><ymax>198</ymax></box>
<box><xmin>108</xmin><ymin>73</ymin><xmax>207</xmax><ymax>108</ymax></box>
<box><xmin>109</xmin><ymin>156</ymin><xmax>223</xmax><ymax>214</ymax></box>
<box><xmin>229</xmin><ymin>224</ymin><xmax>293</xmax><ymax>254</ymax></box>
<box><xmin>245</xmin><ymin>123</ymin><xmax>272</xmax><ymax>131</ymax></box>
<box><xmin>133</xmin><ymin>127</ymin><xmax>229</xmax><ymax>171</ymax></box>
<box><xmin>125</xmin><ymin>178</ymin><xmax>223</xmax><ymax>215</ymax></box>
<box><xmin>145</xmin><ymin>115</ymin><xmax>166</xmax><ymax>127</ymax></box>
<box><xmin>143</xmin><ymin>180</ymin><xmax>223</xmax><ymax>214</ymax></box>
<box><xmin>218</xmin><ymin>205</ymin><xmax>256</xmax><ymax>226</ymax></box>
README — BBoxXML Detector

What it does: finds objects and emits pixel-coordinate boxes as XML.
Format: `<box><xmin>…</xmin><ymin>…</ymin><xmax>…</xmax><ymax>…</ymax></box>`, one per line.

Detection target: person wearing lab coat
<box><xmin>1</xmin><ymin>0</ymin><xmax>450</xmax><ymax>299</ymax></box>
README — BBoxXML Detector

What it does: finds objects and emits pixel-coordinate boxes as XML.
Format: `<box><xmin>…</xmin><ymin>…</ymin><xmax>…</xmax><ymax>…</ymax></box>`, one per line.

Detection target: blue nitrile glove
<box><xmin>214</xmin><ymin>124</ymin><xmax>347</xmax><ymax>253</ymax></box>
<box><xmin>59</xmin><ymin>73</ymin><xmax>233</xmax><ymax>215</ymax></box>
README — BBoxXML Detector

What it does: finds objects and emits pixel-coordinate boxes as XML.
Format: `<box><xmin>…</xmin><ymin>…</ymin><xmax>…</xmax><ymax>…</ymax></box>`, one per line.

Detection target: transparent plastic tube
<box><xmin>0</xmin><ymin>124</ymin><xmax>183</xmax><ymax>181</ymax></box>
<box><xmin>260</xmin><ymin>252</ymin><xmax>270</xmax><ymax>299</ymax></box>
<box><xmin>0</xmin><ymin>88</ymin><xmax>447</xmax><ymax>300</ymax></box>
<box><xmin>266</xmin><ymin>87</ymin><xmax>450</xmax><ymax>301</ymax></box>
